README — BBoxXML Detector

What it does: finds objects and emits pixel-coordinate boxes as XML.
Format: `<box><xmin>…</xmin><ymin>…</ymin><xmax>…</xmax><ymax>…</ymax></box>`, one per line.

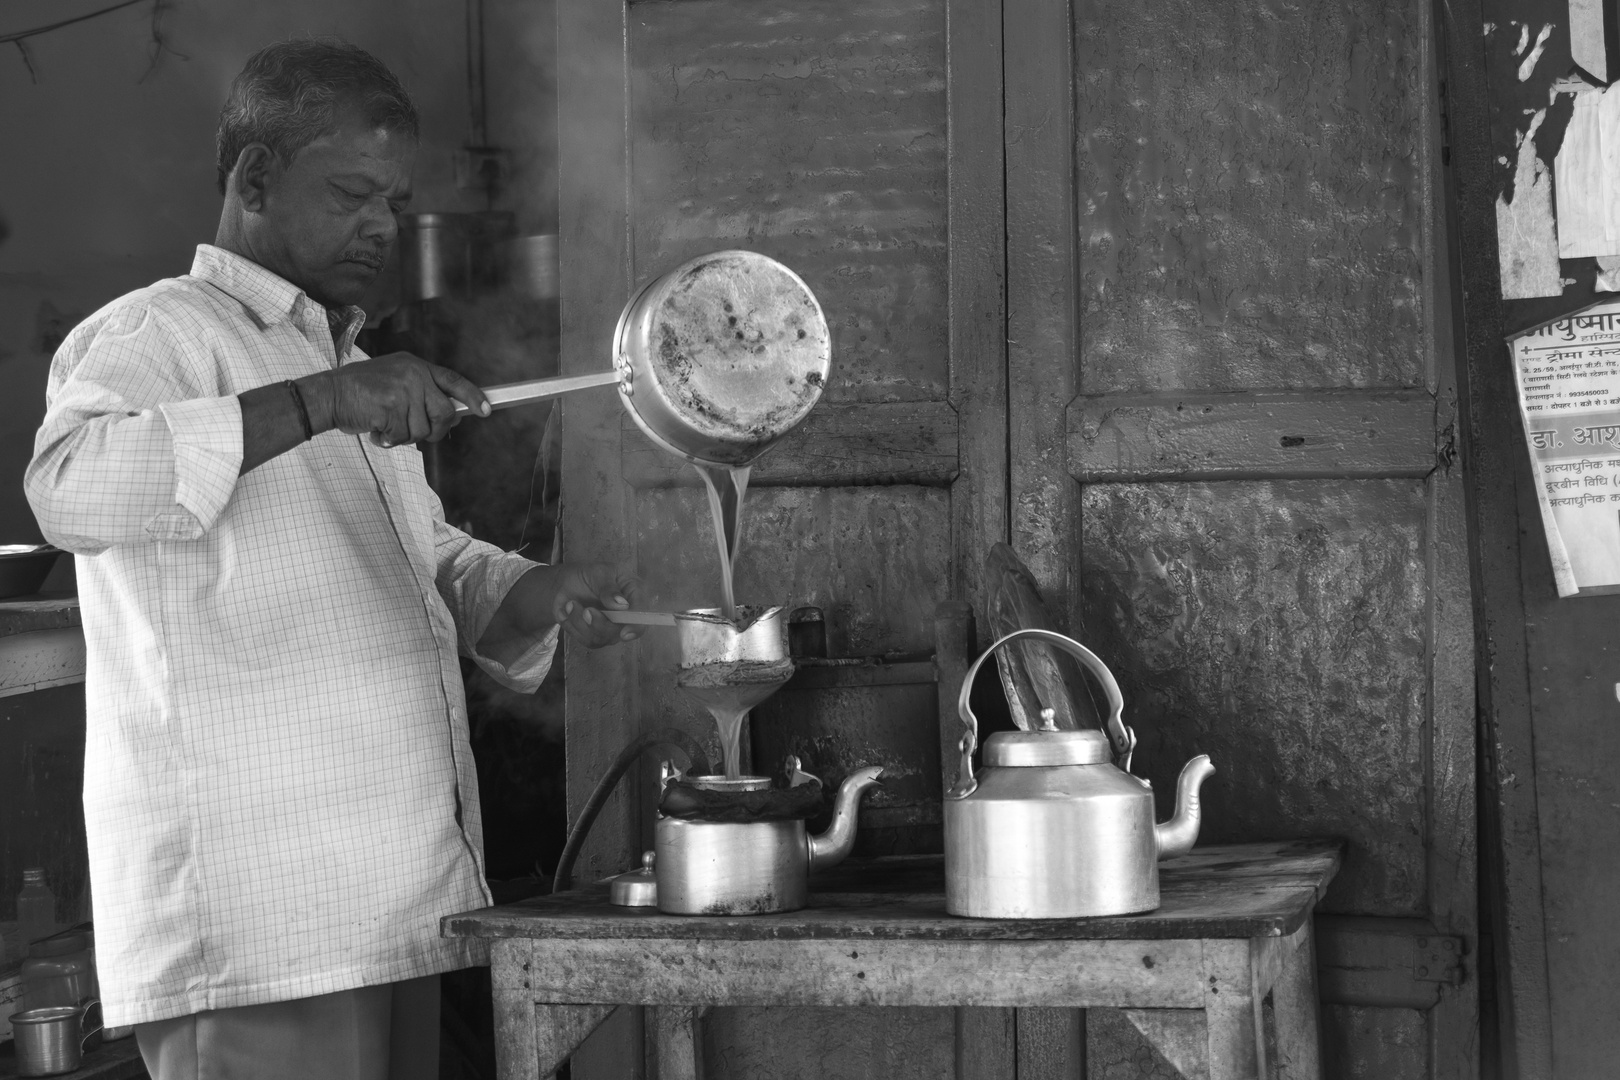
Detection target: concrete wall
<box><xmin>0</xmin><ymin>0</ymin><xmax>555</xmax><ymax>544</ymax></box>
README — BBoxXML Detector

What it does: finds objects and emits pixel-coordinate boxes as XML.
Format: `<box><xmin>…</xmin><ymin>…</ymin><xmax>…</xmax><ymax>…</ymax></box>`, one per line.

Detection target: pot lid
<box><xmin>608</xmin><ymin>852</ymin><xmax>658</xmax><ymax>907</ymax></box>
<box><xmin>983</xmin><ymin>729</ymin><xmax>1112</xmax><ymax>767</ymax></box>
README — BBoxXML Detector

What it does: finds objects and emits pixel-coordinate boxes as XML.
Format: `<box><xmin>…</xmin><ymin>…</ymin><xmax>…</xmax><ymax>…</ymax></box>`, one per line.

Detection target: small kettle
<box><xmin>943</xmin><ymin>629</ymin><xmax>1214</xmax><ymax>919</ymax></box>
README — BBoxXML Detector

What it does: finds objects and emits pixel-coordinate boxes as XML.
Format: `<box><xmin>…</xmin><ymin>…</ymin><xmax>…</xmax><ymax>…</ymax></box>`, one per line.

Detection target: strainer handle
<box><xmin>947</xmin><ymin>630</ymin><xmax>1133</xmax><ymax>799</ymax></box>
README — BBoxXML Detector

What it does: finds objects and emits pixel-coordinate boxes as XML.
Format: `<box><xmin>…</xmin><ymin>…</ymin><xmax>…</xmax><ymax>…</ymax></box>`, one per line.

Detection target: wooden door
<box><xmin>554</xmin><ymin>0</ymin><xmax>1002</xmax><ymax>1073</ymax></box>
<box><xmin>1008</xmin><ymin>0</ymin><xmax>1481</xmax><ymax>1076</ymax></box>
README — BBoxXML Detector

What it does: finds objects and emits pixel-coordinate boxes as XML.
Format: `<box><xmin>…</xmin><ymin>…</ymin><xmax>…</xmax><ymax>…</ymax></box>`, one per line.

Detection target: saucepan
<box><xmin>602</xmin><ymin>604</ymin><xmax>789</xmax><ymax>665</ymax></box>
<box><xmin>453</xmin><ymin>251</ymin><xmax>832</xmax><ymax>467</ymax></box>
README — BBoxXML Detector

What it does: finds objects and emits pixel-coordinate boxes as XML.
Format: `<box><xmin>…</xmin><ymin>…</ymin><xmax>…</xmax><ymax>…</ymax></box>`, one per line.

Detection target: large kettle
<box><xmin>943</xmin><ymin>629</ymin><xmax>1214</xmax><ymax>919</ymax></box>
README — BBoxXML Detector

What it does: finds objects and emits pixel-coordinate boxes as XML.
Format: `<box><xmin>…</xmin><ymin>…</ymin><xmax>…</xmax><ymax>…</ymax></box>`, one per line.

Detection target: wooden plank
<box><xmin>955</xmin><ymin>1007</ymin><xmax>1015</xmax><ymax>1080</ymax></box>
<box><xmin>946</xmin><ymin>0</ymin><xmax>1008</xmax><ymax>611</ymax></box>
<box><xmin>1068</xmin><ymin>391</ymin><xmax>1438</xmax><ymax>482</ymax></box>
<box><xmin>1439</xmin><ymin>0</ymin><xmax>1554</xmax><ymax>1072</ymax></box>
<box><xmin>556</xmin><ymin>0</ymin><xmax>642</xmax><ymax>1075</ymax></box>
<box><xmin>1014</xmin><ymin>1008</ymin><xmax>1083</xmax><ymax>1079</ymax></box>
<box><xmin>1004</xmin><ymin>0</ymin><xmax>1078</xmax><ymax>626</ymax></box>
<box><xmin>778</xmin><ymin>661</ymin><xmax>937</xmax><ymax>691</ymax></box>
<box><xmin>501</xmin><ymin>936</ymin><xmax>1206</xmax><ymax>1009</ymax></box>
<box><xmin>1269</xmin><ymin>927</ymin><xmax>1323</xmax><ymax>1080</ymax></box>
<box><xmin>1119</xmin><ymin>1009</ymin><xmax>1209</xmax><ymax>1080</ymax></box>
<box><xmin>1313</xmin><ymin>917</ymin><xmax>1463</xmax><ymax>1009</ymax></box>
<box><xmin>445</xmin><ymin>843</ymin><xmax>1341</xmax><ymax>943</ymax></box>
<box><xmin>0</xmin><ymin>596</ymin><xmax>80</xmax><ymax>639</ymax></box>
<box><xmin>1200</xmin><ymin>940</ymin><xmax>1266</xmax><ymax>1080</ymax></box>
<box><xmin>649</xmin><ymin>1006</ymin><xmax>702</xmax><ymax>1080</ymax></box>
<box><xmin>533</xmin><ymin>1004</ymin><xmax>620</xmax><ymax>1080</ymax></box>
<box><xmin>0</xmin><ymin>628</ymin><xmax>85</xmax><ymax>698</ymax></box>
<box><xmin>1416</xmin><ymin>0</ymin><xmax>1482</xmax><ymax>1069</ymax></box>
<box><xmin>556</xmin><ymin>0</ymin><xmax>639</xmax><ymax>890</ymax></box>
<box><xmin>621</xmin><ymin>403</ymin><xmax>959</xmax><ymax>490</ymax></box>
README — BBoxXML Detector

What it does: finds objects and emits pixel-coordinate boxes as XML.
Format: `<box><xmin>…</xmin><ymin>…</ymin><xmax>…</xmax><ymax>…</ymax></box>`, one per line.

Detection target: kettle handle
<box><xmin>951</xmin><ymin>630</ymin><xmax>1134</xmax><ymax>796</ymax></box>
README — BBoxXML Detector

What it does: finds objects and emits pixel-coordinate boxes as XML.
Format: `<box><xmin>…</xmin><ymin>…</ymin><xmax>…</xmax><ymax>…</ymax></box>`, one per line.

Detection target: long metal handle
<box><xmin>452</xmin><ymin>370</ymin><xmax>620</xmax><ymax>414</ymax></box>
<box><xmin>949</xmin><ymin>629</ymin><xmax>1132</xmax><ymax>798</ymax></box>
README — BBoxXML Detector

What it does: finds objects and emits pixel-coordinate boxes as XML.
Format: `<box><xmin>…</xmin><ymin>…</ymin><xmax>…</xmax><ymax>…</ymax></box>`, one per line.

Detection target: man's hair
<box><xmin>216</xmin><ymin>39</ymin><xmax>419</xmax><ymax>195</ymax></box>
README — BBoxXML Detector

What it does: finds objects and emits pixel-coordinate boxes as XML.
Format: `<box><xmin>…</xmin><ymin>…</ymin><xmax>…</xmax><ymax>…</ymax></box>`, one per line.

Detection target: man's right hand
<box><xmin>314</xmin><ymin>352</ymin><xmax>491</xmax><ymax>447</ymax></box>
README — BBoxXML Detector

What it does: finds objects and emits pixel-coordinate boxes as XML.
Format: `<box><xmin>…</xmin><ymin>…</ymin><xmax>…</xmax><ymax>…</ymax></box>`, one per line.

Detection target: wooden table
<box><xmin>445</xmin><ymin>839</ymin><xmax>1341</xmax><ymax>1080</ymax></box>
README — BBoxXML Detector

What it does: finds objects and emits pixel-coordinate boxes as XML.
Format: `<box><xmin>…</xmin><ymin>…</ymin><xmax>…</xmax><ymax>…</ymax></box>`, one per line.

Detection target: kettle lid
<box><xmin>983</xmin><ymin>729</ymin><xmax>1112</xmax><ymax>767</ymax></box>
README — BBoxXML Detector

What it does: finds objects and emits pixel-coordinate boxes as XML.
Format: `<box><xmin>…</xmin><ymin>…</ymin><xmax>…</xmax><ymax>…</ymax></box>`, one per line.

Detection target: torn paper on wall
<box><xmin>1508</xmin><ymin>298</ymin><xmax>1620</xmax><ymax>595</ymax></box>
<box><xmin>1498</xmin><ymin>110</ymin><xmax>1565</xmax><ymax>298</ymax></box>
<box><xmin>1571</xmin><ymin>0</ymin><xmax>1617</xmax><ymax>84</ymax></box>
<box><xmin>1555</xmin><ymin>85</ymin><xmax>1620</xmax><ymax>256</ymax></box>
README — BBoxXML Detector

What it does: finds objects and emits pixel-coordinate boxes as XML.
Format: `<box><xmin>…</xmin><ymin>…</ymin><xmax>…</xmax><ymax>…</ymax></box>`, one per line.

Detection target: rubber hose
<box><xmin>551</xmin><ymin>727</ymin><xmax>712</xmax><ymax>893</ymax></box>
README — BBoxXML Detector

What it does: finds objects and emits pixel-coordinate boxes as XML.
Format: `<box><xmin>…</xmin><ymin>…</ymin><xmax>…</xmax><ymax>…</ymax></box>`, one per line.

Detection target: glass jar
<box><xmin>16</xmin><ymin>867</ymin><xmax>56</xmax><ymax>948</ymax></box>
<box><xmin>20</xmin><ymin>928</ymin><xmax>95</xmax><ymax>1012</ymax></box>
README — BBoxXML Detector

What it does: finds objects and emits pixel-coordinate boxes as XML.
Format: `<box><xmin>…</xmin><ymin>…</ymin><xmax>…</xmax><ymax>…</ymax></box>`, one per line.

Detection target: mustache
<box><xmin>341</xmin><ymin>249</ymin><xmax>386</xmax><ymax>269</ymax></box>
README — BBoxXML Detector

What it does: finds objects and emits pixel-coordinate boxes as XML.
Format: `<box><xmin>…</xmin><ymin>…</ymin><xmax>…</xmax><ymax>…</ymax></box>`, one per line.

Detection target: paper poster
<box><xmin>1554</xmin><ymin>83</ymin><xmax>1620</xmax><ymax>258</ymax></box>
<box><xmin>1510</xmin><ymin>298</ymin><xmax>1620</xmax><ymax>595</ymax></box>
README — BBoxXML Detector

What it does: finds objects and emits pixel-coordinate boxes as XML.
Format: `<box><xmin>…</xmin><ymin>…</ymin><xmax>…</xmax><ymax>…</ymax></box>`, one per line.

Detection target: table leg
<box><xmin>1203</xmin><ymin>942</ymin><xmax>1268</xmax><ymax>1080</ymax></box>
<box><xmin>1270</xmin><ymin>926</ymin><xmax>1323</xmax><ymax>1080</ymax></box>
<box><xmin>651</xmin><ymin>1005</ymin><xmax>705</xmax><ymax>1080</ymax></box>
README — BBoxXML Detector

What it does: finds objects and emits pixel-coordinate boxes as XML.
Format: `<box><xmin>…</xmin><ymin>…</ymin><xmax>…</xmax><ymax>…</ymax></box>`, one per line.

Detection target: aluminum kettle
<box><xmin>943</xmin><ymin>629</ymin><xmax>1215</xmax><ymax>919</ymax></box>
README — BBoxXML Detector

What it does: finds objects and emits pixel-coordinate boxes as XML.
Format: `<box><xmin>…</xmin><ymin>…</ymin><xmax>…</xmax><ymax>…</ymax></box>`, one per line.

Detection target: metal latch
<box><xmin>1412</xmin><ymin>935</ymin><xmax>1465</xmax><ymax>986</ymax></box>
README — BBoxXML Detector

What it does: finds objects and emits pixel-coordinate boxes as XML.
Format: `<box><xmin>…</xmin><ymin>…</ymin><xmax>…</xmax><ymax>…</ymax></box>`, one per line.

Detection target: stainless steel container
<box><xmin>506</xmin><ymin>233</ymin><xmax>559</xmax><ymax>300</ymax></box>
<box><xmin>943</xmin><ymin>629</ymin><xmax>1215</xmax><ymax>919</ymax></box>
<box><xmin>614</xmin><ymin>250</ymin><xmax>831</xmax><ymax>467</ymax></box>
<box><xmin>400</xmin><ymin>213</ymin><xmax>468</xmax><ymax>302</ymax></box>
<box><xmin>10</xmin><ymin>1002</ymin><xmax>101</xmax><ymax>1077</ymax></box>
<box><xmin>675</xmin><ymin>606</ymin><xmax>788</xmax><ymax>667</ymax></box>
<box><xmin>652</xmin><ymin>767</ymin><xmax>882</xmax><ymax>915</ymax></box>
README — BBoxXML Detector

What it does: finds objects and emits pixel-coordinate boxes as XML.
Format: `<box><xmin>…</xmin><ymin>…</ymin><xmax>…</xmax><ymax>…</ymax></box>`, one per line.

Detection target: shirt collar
<box><xmin>190</xmin><ymin>244</ymin><xmax>368</xmax><ymax>359</ymax></box>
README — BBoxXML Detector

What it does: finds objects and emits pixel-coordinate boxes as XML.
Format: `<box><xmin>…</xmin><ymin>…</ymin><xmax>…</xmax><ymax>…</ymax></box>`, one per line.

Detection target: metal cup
<box><xmin>10</xmin><ymin>1000</ymin><xmax>102</xmax><ymax>1076</ymax></box>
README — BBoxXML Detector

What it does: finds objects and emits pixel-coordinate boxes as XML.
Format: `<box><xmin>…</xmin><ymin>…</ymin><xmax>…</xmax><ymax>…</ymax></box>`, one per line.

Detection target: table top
<box><xmin>446</xmin><ymin>839</ymin><xmax>1342</xmax><ymax>944</ymax></box>
<box><xmin>0</xmin><ymin>594</ymin><xmax>80</xmax><ymax>639</ymax></box>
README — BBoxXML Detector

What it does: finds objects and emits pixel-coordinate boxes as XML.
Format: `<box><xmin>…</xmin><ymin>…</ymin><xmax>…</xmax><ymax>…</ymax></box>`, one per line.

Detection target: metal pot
<box><xmin>614</xmin><ymin>250</ymin><xmax>831</xmax><ymax>467</ymax></box>
<box><xmin>675</xmin><ymin>605</ymin><xmax>788</xmax><ymax>666</ymax></box>
<box><xmin>943</xmin><ymin>629</ymin><xmax>1215</xmax><ymax>919</ymax></box>
<box><xmin>652</xmin><ymin>765</ymin><xmax>883</xmax><ymax>915</ymax></box>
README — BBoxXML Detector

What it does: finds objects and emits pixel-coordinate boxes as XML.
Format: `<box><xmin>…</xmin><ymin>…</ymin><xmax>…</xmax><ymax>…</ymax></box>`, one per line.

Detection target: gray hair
<box><xmin>216</xmin><ymin>40</ymin><xmax>419</xmax><ymax>195</ymax></box>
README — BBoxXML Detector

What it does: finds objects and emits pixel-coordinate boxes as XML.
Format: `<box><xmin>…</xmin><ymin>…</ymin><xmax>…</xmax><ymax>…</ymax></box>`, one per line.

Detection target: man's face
<box><xmin>246</xmin><ymin>103</ymin><xmax>416</xmax><ymax>308</ymax></box>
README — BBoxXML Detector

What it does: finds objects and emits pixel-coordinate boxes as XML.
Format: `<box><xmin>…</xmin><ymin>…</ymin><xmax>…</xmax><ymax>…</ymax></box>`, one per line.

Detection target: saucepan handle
<box><xmin>452</xmin><ymin>370</ymin><xmax>621</xmax><ymax>415</ymax></box>
<box><xmin>950</xmin><ymin>629</ymin><xmax>1133</xmax><ymax>797</ymax></box>
<box><xmin>78</xmin><ymin>998</ymin><xmax>103</xmax><ymax>1052</ymax></box>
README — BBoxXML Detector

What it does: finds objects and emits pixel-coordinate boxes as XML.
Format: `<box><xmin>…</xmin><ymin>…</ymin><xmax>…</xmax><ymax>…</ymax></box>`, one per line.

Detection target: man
<box><xmin>25</xmin><ymin>40</ymin><xmax>634</xmax><ymax>1080</ymax></box>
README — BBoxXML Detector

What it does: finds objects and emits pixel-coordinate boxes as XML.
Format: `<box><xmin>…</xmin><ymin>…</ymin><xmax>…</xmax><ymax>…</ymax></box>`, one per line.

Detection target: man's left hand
<box><xmin>479</xmin><ymin>562</ymin><xmax>643</xmax><ymax>666</ymax></box>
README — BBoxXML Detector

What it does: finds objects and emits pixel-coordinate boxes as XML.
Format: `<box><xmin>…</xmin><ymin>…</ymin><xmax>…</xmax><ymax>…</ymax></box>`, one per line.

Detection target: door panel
<box><xmin>1059</xmin><ymin>0</ymin><xmax>1478</xmax><ymax>1075</ymax></box>
<box><xmin>628</xmin><ymin>0</ymin><xmax>949</xmax><ymax>405</ymax></box>
<box><xmin>1077</xmin><ymin>0</ymin><xmax>1428</xmax><ymax>394</ymax></box>
<box><xmin>1080</xmin><ymin>479</ymin><xmax>1430</xmax><ymax>917</ymax></box>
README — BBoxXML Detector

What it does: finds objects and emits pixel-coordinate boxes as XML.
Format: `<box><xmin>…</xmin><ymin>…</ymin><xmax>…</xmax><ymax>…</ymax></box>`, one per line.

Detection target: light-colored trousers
<box><xmin>134</xmin><ymin>975</ymin><xmax>439</xmax><ymax>1080</ymax></box>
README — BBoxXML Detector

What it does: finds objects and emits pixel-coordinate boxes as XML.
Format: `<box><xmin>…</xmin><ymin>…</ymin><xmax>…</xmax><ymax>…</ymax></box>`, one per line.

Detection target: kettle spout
<box><xmin>807</xmin><ymin>766</ymin><xmax>884</xmax><ymax>872</ymax></box>
<box><xmin>1154</xmin><ymin>755</ymin><xmax>1215</xmax><ymax>860</ymax></box>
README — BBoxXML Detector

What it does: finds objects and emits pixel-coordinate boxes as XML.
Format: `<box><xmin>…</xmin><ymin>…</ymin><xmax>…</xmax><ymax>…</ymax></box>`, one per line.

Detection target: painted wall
<box><xmin>0</xmin><ymin>0</ymin><xmax>556</xmax><ymax>544</ymax></box>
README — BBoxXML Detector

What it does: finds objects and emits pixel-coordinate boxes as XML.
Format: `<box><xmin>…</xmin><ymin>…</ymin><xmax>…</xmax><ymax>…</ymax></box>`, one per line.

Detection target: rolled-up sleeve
<box><xmin>25</xmin><ymin>304</ymin><xmax>244</xmax><ymax>554</ymax></box>
<box><xmin>430</xmin><ymin>495</ymin><xmax>559</xmax><ymax>693</ymax></box>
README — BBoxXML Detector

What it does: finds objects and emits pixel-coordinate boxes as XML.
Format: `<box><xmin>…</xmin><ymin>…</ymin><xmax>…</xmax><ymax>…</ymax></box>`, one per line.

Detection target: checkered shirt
<box><xmin>25</xmin><ymin>245</ymin><xmax>557</xmax><ymax>1027</ymax></box>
